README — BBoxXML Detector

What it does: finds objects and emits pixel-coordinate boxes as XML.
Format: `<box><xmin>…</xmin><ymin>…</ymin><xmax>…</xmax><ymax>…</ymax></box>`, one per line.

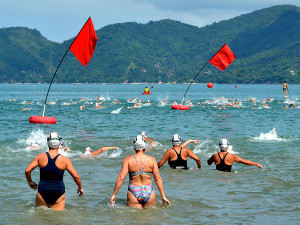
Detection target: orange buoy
<box><xmin>207</xmin><ymin>82</ymin><xmax>213</xmax><ymax>88</ymax></box>
<box><xmin>29</xmin><ymin>116</ymin><xmax>57</xmax><ymax>124</ymax></box>
<box><xmin>171</xmin><ymin>105</ymin><xmax>190</xmax><ymax>110</ymax></box>
<box><xmin>235</xmin><ymin>85</ymin><xmax>237</xmax><ymax>88</ymax></box>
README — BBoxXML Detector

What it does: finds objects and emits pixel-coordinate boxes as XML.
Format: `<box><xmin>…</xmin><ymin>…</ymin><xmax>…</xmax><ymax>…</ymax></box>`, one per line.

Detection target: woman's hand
<box><xmin>77</xmin><ymin>188</ymin><xmax>84</xmax><ymax>196</ymax></box>
<box><xmin>110</xmin><ymin>194</ymin><xmax>116</xmax><ymax>205</ymax></box>
<box><xmin>162</xmin><ymin>196</ymin><xmax>171</xmax><ymax>205</ymax></box>
<box><xmin>28</xmin><ymin>181</ymin><xmax>38</xmax><ymax>190</ymax></box>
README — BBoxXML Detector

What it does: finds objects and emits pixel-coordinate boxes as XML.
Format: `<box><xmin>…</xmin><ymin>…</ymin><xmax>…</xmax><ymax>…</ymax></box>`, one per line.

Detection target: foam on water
<box><xmin>17</xmin><ymin>129</ymin><xmax>47</xmax><ymax>149</ymax></box>
<box><xmin>253</xmin><ymin>128</ymin><xmax>283</xmax><ymax>141</ymax></box>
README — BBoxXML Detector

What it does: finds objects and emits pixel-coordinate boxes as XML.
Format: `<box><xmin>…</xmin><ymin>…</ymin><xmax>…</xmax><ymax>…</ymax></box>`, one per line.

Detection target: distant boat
<box><xmin>142</xmin><ymin>92</ymin><xmax>151</xmax><ymax>95</ymax></box>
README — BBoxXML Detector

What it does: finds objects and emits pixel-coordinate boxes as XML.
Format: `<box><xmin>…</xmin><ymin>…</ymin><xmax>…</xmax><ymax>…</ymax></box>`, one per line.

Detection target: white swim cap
<box><xmin>141</xmin><ymin>131</ymin><xmax>147</xmax><ymax>137</ymax></box>
<box><xmin>84</xmin><ymin>147</ymin><xmax>92</xmax><ymax>154</ymax></box>
<box><xmin>172</xmin><ymin>134</ymin><xmax>181</xmax><ymax>145</ymax></box>
<box><xmin>219</xmin><ymin>138</ymin><xmax>229</xmax><ymax>151</ymax></box>
<box><xmin>47</xmin><ymin>132</ymin><xmax>61</xmax><ymax>149</ymax></box>
<box><xmin>133</xmin><ymin>135</ymin><xmax>147</xmax><ymax>151</ymax></box>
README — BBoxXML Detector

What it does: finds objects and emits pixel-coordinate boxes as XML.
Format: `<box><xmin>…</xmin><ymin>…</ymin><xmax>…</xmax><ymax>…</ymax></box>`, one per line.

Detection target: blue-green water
<box><xmin>0</xmin><ymin>83</ymin><xmax>299</xmax><ymax>224</ymax></box>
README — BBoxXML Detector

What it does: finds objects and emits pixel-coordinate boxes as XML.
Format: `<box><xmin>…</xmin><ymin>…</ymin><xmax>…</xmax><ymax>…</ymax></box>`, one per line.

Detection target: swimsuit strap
<box><xmin>173</xmin><ymin>147</ymin><xmax>182</xmax><ymax>156</ymax></box>
<box><xmin>46</xmin><ymin>152</ymin><xmax>60</xmax><ymax>162</ymax></box>
<box><xmin>133</xmin><ymin>155</ymin><xmax>148</xmax><ymax>173</ymax></box>
<box><xmin>218</xmin><ymin>152</ymin><xmax>228</xmax><ymax>160</ymax></box>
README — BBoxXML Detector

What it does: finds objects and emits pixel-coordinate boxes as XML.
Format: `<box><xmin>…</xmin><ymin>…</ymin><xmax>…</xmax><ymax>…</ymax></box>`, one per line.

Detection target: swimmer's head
<box><xmin>133</xmin><ymin>135</ymin><xmax>147</xmax><ymax>151</ymax></box>
<box><xmin>172</xmin><ymin>134</ymin><xmax>181</xmax><ymax>146</ymax></box>
<box><xmin>84</xmin><ymin>147</ymin><xmax>92</xmax><ymax>155</ymax></box>
<box><xmin>47</xmin><ymin>132</ymin><xmax>61</xmax><ymax>149</ymax></box>
<box><xmin>141</xmin><ymin>131</ymin><xmax>147</xmax><ymax>138</ymax></box>
<box><xmin>219</xmin><ymin>138</ymin><xmax>229</xmax><ymax>151</ymax></box>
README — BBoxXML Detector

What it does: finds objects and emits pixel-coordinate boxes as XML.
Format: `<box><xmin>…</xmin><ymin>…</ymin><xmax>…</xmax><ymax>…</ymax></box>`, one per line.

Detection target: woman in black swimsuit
<box><xmin>158</xmin><ymin>134</ymin><xmax>201</xmax><ymax>169</ymax></box>
<box><xmin>207</xmin><ymin>139</ymin><xmax>263</xmax><ymax>172</ymax></box>
<box><xmin>25</xmin><ymin>132</ymin><xmax>84</xmax><ymax>210</ymax></box>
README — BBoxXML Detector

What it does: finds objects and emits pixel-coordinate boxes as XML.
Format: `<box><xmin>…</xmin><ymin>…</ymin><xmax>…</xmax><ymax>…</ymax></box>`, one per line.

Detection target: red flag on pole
<box><xmin>209</xmin><ymin>44</ymin><xmax>236</xmax><ymax>70</ymax></box>
<box><xmin>69</xmin><ymin>17</ymin><xmax>98</xmax><ymax>66</ymax></box>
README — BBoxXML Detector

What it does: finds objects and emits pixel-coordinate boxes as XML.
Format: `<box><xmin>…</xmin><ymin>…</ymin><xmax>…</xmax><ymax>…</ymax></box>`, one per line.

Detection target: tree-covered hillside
<box><xmin>0</xmin><ymin>5</ymin><xmax>299</xmax><ymax>83</ymax></box>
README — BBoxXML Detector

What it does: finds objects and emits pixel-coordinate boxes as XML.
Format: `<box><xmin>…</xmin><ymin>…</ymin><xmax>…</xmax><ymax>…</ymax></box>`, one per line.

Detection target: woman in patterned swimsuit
<box><xmin>110</xmin><ymin>135</ymin><xmax>170</xmax><ymax>208</ymax></box>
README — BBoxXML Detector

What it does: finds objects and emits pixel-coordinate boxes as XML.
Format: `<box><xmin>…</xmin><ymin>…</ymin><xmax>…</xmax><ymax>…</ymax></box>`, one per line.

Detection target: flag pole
<box><xmin>42</xmin><ymin>49</ymin><xmax>69</xmax><ymax>116</ymax></box>
<box><xmin>182</xmin><ymin>43</ymin><xmax>228</xmax><ymax>102</ymax></box>
<box><xmin>183</xmin><ymin>61</ymin><xmax>209</xmax><ymax>100</ymax></box>
<box><xmin>42</xmin><ymin>17</ymin><xmax>92</xmax><ymax>117</ymax></box>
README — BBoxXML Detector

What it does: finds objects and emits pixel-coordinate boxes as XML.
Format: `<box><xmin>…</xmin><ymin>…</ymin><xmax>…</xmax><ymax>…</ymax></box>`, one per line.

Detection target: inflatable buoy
<box><xmin>142</xmin><ymin>92</ymin><xmax>151</xmax><ymax>95</ymax></box>
<box><xmin>207</xmin><ymin>82</ymin><xmax>213</xmax><ymax>88</ymax></box>
<box><xmin>29</xmin><ymin>116</ymin><xmax>57</xmax><ymax>124</ymax></box>
<box><xmin>171</xmin><ymin>105</ymin><xmax>190</xmax><ymax>110</ymax></box>
<box><xmin>235</xmin><ymin>85</ymin><xmax>237</xmax><ymax>88</ymax></box>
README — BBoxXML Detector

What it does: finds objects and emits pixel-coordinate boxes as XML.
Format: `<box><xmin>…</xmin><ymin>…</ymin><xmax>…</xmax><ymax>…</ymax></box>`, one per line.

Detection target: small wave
<box><xmin>101</xmin><ymin>149</ymin><xmax>123</xmax><ymax>158</ymax></box>
<box><xmin>253</xmin><ymin>128</ymin><xmax>282</xmax><ymax>141</ymax></box>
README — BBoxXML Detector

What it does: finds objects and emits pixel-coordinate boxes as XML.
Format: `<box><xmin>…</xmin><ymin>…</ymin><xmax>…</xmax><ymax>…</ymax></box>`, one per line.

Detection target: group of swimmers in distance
<box><xmin>25</xmin><ymin>131</ymin><xmax>263</xmax><ymax>210</ymax></box>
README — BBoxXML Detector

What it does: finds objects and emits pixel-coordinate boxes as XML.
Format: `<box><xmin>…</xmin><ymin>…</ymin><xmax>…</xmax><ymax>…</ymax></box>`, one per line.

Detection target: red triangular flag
<box><xmin>209</xmin><ymin>44</ymin><xmax>236</xmax><ymax>70</ymax></box>
<box><xmin>69</xmin><ymin>17</ymin><xmax>97</xmax><ymax>66</ymax></box>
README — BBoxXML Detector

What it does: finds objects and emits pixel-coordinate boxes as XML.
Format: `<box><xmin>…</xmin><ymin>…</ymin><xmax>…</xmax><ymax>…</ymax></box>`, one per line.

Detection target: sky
<box><xmin>1</xmin><ymin>0</ymin><xmax>299</xmax><ymax>43</ymax></box>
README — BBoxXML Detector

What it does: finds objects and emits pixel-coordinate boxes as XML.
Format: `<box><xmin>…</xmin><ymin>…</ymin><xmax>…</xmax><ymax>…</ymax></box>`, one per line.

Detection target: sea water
<box><xmin>0</xmin><ymin>83</ymin><xmax>300</xmax><ymax>224</ymax></box>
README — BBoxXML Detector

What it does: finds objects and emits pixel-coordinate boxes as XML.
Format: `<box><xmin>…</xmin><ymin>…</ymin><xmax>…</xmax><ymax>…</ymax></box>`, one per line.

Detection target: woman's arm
<box><xmin>25</xmin><ymin>155</ymin><xmax>39</xmax><ymax>190</ymax></box>
<box><xmin>152</xmin><ymin>158</ymin><xmax>171</xmax><ymax>205</ymax></box>
<box><xmin>187</xmin><ymin>149</ymin><xmax>201</xmax><ymax>168</ymax></box>
<box><xmin>157</xmin><ymin>150</ymin><xmax>170</xmax><ymax>168</ymax></box>
<box><xmin>207</xmin><ymin>154</ymin><xmax>216</xmax><ymax>166</ymax></box>
<box><xmin>181</xmin><ymin>140</ymin><xmax>199</xmax><ymax>148</ymax></box>
<box><xmin>110</xmin><ymin>158</ymin><xmax>129</xmax><ymax>205</ymax></box>
<box><xmin>66</xmin><ymin>158</ymin><xmax>84</xmax><ymax>196</ymax></box>
<box><xmin>92</xmin><ymin>147</ymin><xmax>119</xmax><ymax>155</ymax></box>
<box><xmin>234</xmin><ymin>155</ymin><xmax>263</xmax><ymax>168</ymax></box>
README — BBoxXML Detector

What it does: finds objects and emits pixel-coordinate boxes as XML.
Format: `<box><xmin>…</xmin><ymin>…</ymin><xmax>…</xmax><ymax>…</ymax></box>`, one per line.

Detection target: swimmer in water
<box><xmin>110</xmin><ymin>135</ymin><xmax>170</xmax><ymax>208</ymax></box>
<box><xmin>25</xmin><ymin>132</ymin><xmax>84</xmax><ymax>210</ymax></box>
<box><xmin>157</xmin><ymin>134</ymin><xmax>201</xmax><ymax>169</ymax></box>
<box><xmin>141</xmin><ymin>131</ymin><xmax>157</xmax><ymax>148</ymax></box>
<box><xmin>29</xmin><ymin>141</ymin><xmax>43</xmax><ymax>151</ymax></box>
<box><xmin>249</xmin><ymin>97</ymin><xmax>256</xmax><ymax>105</ymax></box>
<box><xmin>83</xmin><ymin>146</ymin><xmax>119</xmax><ymax>155</ymax></box>
<box><xmin>207</xmin><ymin>139</ymin><xmax>263</xmax><ymax>172</ymax></box>
<box><xmin>112</xmin><ymin>99</ymin><xmax>121</xmax><ymax>104</ymax></box>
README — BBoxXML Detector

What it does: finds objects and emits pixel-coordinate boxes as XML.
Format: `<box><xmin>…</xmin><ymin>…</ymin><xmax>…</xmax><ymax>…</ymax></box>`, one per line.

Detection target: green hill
<box><xmin>0</xmin><ymin>4</ymin><xmax>299</xmax><ymax>83</ymax></box>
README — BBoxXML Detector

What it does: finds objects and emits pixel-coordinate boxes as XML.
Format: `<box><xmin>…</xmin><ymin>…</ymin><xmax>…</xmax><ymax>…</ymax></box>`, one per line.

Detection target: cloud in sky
<box><xmin>1</xmin><ymin>0</ymin><xmax>299</xmax><ymax>42</ymax></box>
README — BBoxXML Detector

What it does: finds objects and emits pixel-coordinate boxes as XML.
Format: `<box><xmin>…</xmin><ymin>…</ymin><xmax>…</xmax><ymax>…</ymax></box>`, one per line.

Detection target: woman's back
<box><xmin>38</xmin><ymin>151</ymin><xmax>68</xmax><ymax>171</ymax></box>
<box><xmin>168</xmin><ymin>146</ymin><xmax>189</xmax><ymax>161</ymax></box>
<box><xmin>128</xmin><ymin>154</ymin><xmax>153</xmax><ymax>186</ymax></box>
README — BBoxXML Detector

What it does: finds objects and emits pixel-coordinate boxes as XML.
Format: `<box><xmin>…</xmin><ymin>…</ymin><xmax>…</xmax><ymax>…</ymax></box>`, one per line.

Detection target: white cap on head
<box><xmin>47</xmin><ymin>132</ymin><xmax>61</xmax><ymax>149</ymax></box>
<box><xmin>84</xmin><ymin>147</ymin><xmax>92</xmax><ymax>155</ymax></box>
<box><xmin>219</xmin><ymin>138</ymin><xmax>229</xmax><ymax>151</ymax></box>
<box><xmin>133</xmin><ymin>135</ymin><xmax>147</xmax><ymax>151</ymax></box>
<box><xmin>141</xmin><ymin>131</ymin><xmax>147</xmax><ymax>137</ymax></box>
<box><xmin>172</xmin><ymin>134</ymin><xmax>181</xmax><ymax>145</ymax></box>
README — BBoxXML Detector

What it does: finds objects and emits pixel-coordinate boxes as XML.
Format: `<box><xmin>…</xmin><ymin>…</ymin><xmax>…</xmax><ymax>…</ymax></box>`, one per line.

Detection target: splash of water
<box><xmin>254</xmin><ymin>128</ymin><xmax>282</xmax><ymax>141</ymax></box>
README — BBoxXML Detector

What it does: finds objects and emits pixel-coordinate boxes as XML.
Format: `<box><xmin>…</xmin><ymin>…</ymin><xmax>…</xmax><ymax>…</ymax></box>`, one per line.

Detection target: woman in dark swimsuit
<box><xmin>25</xmin><ymin>132</ymin><xmax>84</xmax><ymax>210</ymax></box>
<box><xmin>207</xmin><ymin>139</ymin><xmax>263</xmax><ymax>172</ymax></box>
<box><xmin>158</xmin><ymin>134</ymin><xmax>201</xmax><ymax>169</ymax></box>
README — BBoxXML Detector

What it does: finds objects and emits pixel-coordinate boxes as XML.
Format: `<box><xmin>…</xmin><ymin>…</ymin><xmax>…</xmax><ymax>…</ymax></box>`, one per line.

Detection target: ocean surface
<box><xmin>0</xmin><ymin>83</ymin><xmax>299</xmax><ymax>224</ymax></box>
